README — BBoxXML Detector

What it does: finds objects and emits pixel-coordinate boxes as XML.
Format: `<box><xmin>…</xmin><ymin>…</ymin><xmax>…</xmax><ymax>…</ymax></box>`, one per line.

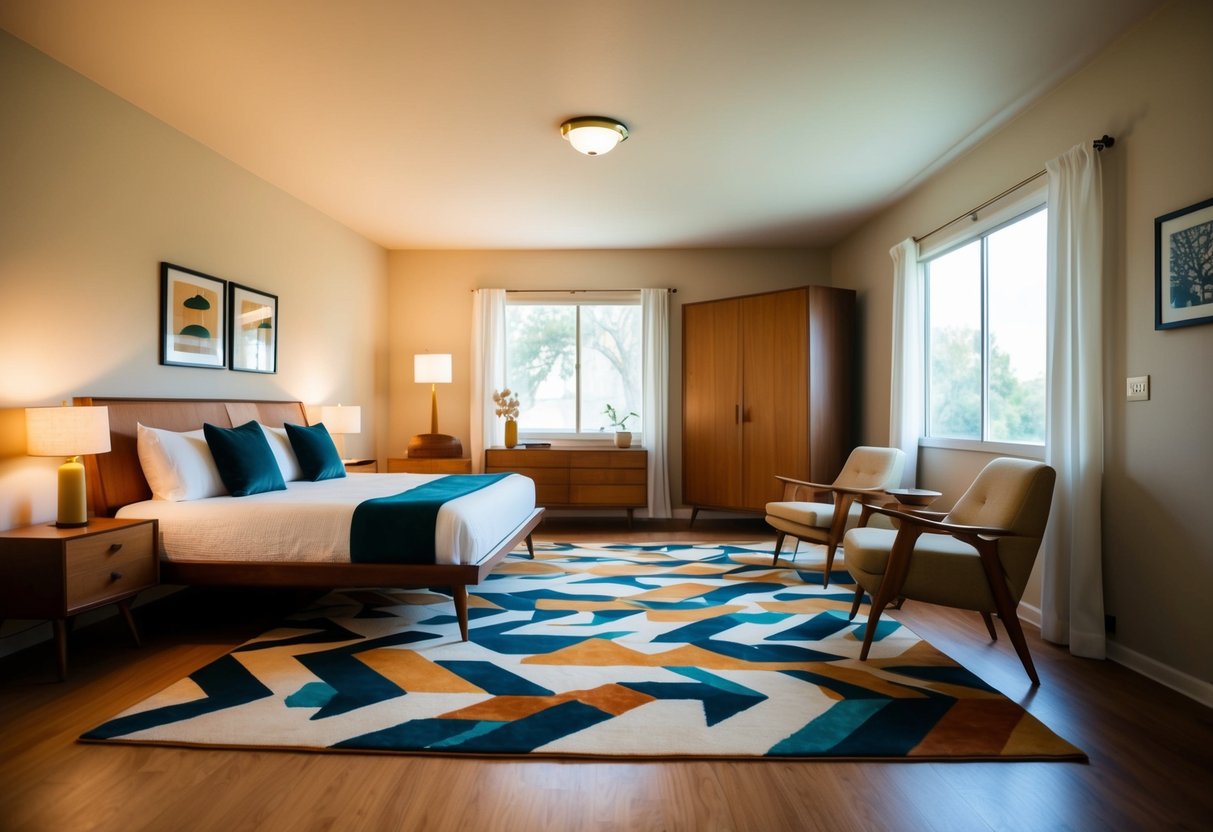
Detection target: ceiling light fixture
<box><xmin>560</xmin><ymin>116</ymin><xmax>629</xmax><ymax>156</ymax></box>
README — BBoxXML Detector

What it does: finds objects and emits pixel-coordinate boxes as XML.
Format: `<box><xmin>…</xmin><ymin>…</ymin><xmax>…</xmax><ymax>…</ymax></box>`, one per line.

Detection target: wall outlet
<box><xmin>1126</xmin><ymin>375</ymin><xmax>1150</xmax><ymax>402</ymax></box>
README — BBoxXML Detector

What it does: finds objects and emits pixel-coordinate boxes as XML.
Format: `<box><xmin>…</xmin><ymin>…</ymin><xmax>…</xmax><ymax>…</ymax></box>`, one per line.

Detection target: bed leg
<box><xmin>524</xmin><ymin>533</ymin><xmax>535</xmax><ymax>559</ymax></box>
<box><xmin>452</xmin><ymin>585</ymin><xmax>470</xmax><ymax>641</ymax></box>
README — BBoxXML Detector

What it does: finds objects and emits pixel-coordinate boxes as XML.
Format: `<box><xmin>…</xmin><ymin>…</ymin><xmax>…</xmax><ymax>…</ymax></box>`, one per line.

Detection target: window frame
<box><xmin>504</xmin><ymin>290</ymin><xmax>643</xmax><ymax>444</ymax></box>
<box><xmin>920</xmin><ymin>194</ymin><xmax>1048</xmax><ymax>457</ymax></box>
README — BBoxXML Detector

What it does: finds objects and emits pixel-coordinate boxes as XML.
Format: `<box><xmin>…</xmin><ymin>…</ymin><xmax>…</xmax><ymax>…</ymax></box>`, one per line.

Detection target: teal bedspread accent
<box><xmin>350</xmin><ymin>474</ymin><xmax>511</xmax><ymax>564</ymax></box>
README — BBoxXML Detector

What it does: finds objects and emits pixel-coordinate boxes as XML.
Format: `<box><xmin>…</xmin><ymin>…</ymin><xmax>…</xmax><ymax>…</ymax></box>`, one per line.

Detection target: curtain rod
<box><xmin>912</xmin><ymin>134</ymin><xmax>1115</xmax><ymax>244</ymax></box>
<box><xmin>476</xmin><ymin>288</ymin><xmax>677</xmax><ymax>293</ymax></box>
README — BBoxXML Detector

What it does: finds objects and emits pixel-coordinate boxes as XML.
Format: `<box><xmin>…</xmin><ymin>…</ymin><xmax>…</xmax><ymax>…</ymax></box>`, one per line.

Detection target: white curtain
<box><xmin>470</xmin><ymin>288</ymin><xmax>506</xmax><ymax>473</ymax></box>
<box><xmin>641</xmin><ymin>288</ymin><xmax>672</xmax><ymax>518</ymax></box>
<box><xmin>888</xmin><ymin>238</ymin><xmax>924</xmax><ymax>488</ymax></box>
<box><xmin>1042</xmin><ymin>142</ymin><xmax>1106</xmax><ymax>659</ymax></box>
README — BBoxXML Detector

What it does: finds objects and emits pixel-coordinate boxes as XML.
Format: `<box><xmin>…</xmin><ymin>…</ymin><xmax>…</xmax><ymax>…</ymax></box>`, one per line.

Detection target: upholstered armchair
<box><xmin>764</xmin><ymin>446</ymin><xmax>905</xmax><ymax>586</ymax></box>
<box><xmin>843</xmin><ymin>457</ymin><xmax>1056</xmax><ymax>684</ymax></box>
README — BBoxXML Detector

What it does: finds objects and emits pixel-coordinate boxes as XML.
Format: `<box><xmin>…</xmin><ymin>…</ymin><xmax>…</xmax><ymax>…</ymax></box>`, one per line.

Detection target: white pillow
<box><xmin>136</xmin><ymin>423</ymin><xmax>228</xmax><ymax>501</ymax></box>
<box><xmin>260</xmin><ymin>424</ymin><xmax>304</xmax><ymax>482</ymax></box>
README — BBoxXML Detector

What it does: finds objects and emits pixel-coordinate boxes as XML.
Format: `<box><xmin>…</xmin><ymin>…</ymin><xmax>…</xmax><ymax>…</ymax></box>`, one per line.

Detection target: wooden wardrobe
<box><xmin>682</xmin><ymin>285</ymin><xmax>854</xmax><ymax>515</ymax></box>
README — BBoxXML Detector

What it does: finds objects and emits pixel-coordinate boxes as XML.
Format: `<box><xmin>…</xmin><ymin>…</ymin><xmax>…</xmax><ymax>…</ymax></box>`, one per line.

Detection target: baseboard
<box><xmin>1016</xmin><ymin>600</ymin><xmax>1211</xmax><ymax>708</ymax></box>
<box><xmin>1106</xmin><ymin>640</ymin><xmax>1213</xmax><ymax>709</ymax></box>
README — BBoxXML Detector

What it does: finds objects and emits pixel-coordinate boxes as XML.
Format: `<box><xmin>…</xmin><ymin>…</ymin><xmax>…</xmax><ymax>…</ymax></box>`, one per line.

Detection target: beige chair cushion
<box><xmin>765</xmin><ymin>501</ymin><xmax>894</xmax><ymax>542</ymax></box>
<box><xmin>845</xmin><ymin>527</ymin><xmax>1004</xmax><ymax>612</ymax></box>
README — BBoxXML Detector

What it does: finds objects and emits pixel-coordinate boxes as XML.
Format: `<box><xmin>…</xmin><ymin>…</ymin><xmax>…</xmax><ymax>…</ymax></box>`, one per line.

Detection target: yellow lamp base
<box><xmin>57</xmin><ymin>457</ymin><xmax>90</xmax><ymax>527</ymax></box>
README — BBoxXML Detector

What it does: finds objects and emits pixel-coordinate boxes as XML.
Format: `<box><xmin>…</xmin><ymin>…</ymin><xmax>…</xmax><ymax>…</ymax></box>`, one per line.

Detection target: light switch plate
<box><xmin>1126</xmin><ymin>375</ymin><xmax>1149</xmax><ymax>402</ymax></box>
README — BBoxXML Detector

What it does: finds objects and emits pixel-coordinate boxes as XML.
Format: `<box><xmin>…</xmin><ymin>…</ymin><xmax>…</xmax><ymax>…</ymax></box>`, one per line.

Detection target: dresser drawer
<box><xmin>65</xmin><ymin>524</ymin><xmax>156</xmax><ymax>609</ymax></box>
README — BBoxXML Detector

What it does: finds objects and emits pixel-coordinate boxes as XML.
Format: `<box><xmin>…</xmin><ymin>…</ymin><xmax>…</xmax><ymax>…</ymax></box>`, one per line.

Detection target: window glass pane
<box><xmin>987</xmin><ymin>209</ymin><xmax>1046</xmax><ymax>443</ymax></box>
<box><xmin>927</xmin><ymin>240</ymin><xmax>982</xmax><ymax>439</ymax></box>
<box><xmin>503</xmin><ymin>305</ymin><xmax>577</xmax><ymax>431</ymax></box>
<box><xmin>580</xmin><ymin>304</ymin><xmax>642</xmax><ymax>434</ymax></box>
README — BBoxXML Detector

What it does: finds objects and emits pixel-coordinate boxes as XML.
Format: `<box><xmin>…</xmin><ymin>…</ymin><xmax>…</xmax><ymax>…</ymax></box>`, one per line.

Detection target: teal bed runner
<box><xmin>350</xmin><ymin>474</ymin><xmax>509</xmax><ymax>564</ymax></box>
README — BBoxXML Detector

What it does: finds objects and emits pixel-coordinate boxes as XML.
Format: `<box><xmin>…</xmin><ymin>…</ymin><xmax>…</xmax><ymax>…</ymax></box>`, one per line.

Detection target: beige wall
<box><xmin>0</xmin><ymin>31</ymin><xmax>388</xmax><ymax>528</ymax></box>
<box><xmin>387</xmin><ymin>249</ymin><xmax>830</xmax><ymax>506</ymax></box>
<box><xmin>830</xmin><ymin>0</ymin><xmax>1213</xmax><ymax>689</ymax></box>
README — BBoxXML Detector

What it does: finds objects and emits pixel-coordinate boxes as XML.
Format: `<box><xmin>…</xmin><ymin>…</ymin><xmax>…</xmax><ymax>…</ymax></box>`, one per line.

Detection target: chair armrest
<box><xmin>863</xmin><ymin>504</ymin><xmax>1015</xmax><ymax>537</ymax></box>
<box><xmin>773</xmin><ymin>476</ymin><xmax>890</xmax><ymax>498</ymax></box>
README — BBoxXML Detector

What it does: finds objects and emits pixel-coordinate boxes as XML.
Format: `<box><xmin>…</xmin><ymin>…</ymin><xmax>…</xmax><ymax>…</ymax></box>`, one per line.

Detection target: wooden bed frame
<box><xmin>75</xmin><ymin>396</ymin><xmax>544</xmax><ymax>640</ymax></box>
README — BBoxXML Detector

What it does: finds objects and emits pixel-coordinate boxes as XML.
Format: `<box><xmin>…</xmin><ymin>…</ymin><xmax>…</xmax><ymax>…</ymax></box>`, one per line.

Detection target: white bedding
<box><xmin>116</xmin><ymin>472</ymin><xmax>536</xmax><ymax>567</ymax></box>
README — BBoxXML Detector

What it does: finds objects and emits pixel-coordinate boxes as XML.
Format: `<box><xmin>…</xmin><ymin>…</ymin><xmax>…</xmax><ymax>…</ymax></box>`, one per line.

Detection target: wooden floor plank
<box><xmin>2</xmin><ymin>519</ymin><xmax>1210</xmax><ymax>831</ymax></box>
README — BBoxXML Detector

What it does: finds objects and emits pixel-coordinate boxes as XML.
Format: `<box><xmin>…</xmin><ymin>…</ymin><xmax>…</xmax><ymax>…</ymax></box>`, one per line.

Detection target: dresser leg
<box><xmin>53</xmin><ymin>618</ymin><xmax>68</xmax><ymax>681</ymax></box>
<box><xmin>117</xmin><ymin>599</ymin><xmax>142</xmax><ymax>648</ymax></box>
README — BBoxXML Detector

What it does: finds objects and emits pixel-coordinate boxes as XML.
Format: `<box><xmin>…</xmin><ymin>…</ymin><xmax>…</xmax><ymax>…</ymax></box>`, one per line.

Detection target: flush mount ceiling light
<box><xmin>560</xmin><ymin>116</ymin><xmax>629</xmax><ymax>156</ymax></box>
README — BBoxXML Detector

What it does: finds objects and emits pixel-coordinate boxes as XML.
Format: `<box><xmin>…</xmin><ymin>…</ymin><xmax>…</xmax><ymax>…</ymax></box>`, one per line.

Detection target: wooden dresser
<box><xmin>485</xmin><ymin>447</ymin><xmax>647</xmax><ymax>525</ymax></box>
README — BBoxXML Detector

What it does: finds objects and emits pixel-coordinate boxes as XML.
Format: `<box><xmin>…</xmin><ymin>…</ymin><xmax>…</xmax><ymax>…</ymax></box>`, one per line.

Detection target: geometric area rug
<box><xmin>82</xmin><ymin>543</ymin><xmax>1086</xmax><ymax>762</ymax></box>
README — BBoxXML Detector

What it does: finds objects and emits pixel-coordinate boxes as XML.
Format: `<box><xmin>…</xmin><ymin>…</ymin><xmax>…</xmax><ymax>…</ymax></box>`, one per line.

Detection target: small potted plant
<box><xmin>603</xmin><ymin>404</ymin><xmax>638</xmax><ymax>448</ymax></box>
<box><xmin>493</xmin><ymin>388</ymin><xmax>520</xmax><ymax>448</ymax></box>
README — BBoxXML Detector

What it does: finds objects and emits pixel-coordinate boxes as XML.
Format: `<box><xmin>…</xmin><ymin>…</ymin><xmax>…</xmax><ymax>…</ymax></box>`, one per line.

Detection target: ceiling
<box><xmin>0</xmin><ymin>0</ymin><xmax>1164</xmax><ymax>250</ymax></box>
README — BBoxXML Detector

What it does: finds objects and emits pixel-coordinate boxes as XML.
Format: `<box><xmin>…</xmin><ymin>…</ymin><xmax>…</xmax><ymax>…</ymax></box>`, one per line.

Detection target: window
<box><xmin>924</xmin><ymin>205</ymin><xmax>1047</xmax><ymax>447</ymax></box>
<box><xmin>503</xmin><ymin>292</ymin><xmax>642</xmax><ymax>438</ymax></box>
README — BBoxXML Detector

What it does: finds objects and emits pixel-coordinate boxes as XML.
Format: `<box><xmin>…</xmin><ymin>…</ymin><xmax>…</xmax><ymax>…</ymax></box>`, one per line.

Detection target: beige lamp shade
<box><xmin>26</xmin><ymin>405</ymin><xmax>111</xmax><ymax>457</ymax></box>
<box><xmin>320</xmin><ymin>404</ymin><xmax>361</xmax><ymax>435</ymax></box>
<box><xmin>25</xmin><ymin>405</ymin><xmax>110</xmax><ymax>528</ymax></box>
<box><xmin>414</xmin><ymin>353</ymin><xmax>452</xmax><ymax>384</ymax></box>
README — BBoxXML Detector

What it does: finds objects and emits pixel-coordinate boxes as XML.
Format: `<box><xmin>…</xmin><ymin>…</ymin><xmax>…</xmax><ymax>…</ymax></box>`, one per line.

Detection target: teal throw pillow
<box><xmin>202</xmin><ymin>420</ymin><xmax>288</xmax><ymax>497</ymax></box>
<box><xmin>285</xmin><ymin>422</ymin><xmax>347</xmax><ymax>482</ymax></box>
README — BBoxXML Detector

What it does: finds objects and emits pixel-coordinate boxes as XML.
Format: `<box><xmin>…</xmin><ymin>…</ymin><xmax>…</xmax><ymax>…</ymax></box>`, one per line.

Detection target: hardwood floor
<box><xmin>1</xmin><ymin>519</ymin><xmax>1210</xmax><ymax>831</ymax></box>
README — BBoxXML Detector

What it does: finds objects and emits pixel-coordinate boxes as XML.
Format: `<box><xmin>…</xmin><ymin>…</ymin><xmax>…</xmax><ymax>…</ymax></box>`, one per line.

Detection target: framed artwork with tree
<box><xmin>1155</xmin><ymin>196</ymin><xmax>1213</xmax><ymax>330</ymax></box>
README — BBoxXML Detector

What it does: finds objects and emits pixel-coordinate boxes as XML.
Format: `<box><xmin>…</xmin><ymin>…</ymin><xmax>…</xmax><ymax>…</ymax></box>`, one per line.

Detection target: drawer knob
<box><xmin>108</xmin><ymin>543</ymin><xmax>123</xmax><ymax>553</ymax></box>
<box><xmin>110</xmin><ymin>571</ymin><xmax>123</xmax><ymax>581</ymax></box>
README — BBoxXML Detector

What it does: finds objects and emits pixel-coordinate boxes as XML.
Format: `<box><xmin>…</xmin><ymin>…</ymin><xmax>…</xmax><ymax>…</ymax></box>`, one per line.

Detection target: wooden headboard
<box><xmin>74</xmin><ymin>396</ymin><xmax>308</xmax><ymax>517</ymax></box>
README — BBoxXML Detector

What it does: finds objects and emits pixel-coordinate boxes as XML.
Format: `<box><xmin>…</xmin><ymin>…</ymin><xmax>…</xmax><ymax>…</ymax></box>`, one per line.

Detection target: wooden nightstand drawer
<box><xmin>65</xmin><ymin>525</ymin><xmax>157</xmax><ymax>608</ymax></box>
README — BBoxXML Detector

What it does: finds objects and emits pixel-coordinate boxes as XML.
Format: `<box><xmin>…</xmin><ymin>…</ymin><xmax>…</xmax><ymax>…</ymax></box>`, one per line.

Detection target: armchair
<box><xmin>764</xmin><ymin>446</ymin><xmax>905</xmax><ymax>586</ymax></box>
<box><xmin>843</xmin><ymin>457</ymin><xmax>1056</xmax><ymax>684</ymax></box>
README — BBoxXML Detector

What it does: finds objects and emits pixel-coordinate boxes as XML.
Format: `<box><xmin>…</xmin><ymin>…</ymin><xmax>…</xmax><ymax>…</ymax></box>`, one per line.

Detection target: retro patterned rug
<box><xmin>82</xmin><ymin>542</ymin><xmax>1085</xmax><ymax>761</ymax></box>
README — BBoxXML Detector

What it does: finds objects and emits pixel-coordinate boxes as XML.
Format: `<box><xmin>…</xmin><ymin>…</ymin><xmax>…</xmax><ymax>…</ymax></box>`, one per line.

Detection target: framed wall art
<box><xmin>228</xmin><ymin>282</ymin><xmax>278</xmax><ymax>373</ymax></box>
<box><xmin>160</xmin><ymin>263</ymin><xmax>226</xmax><ymax>368</ymax></box>
<box><xmin>1155</xmin><ymin>195</ymin><xmax>1213</xmax><ymax>330</ymax></box>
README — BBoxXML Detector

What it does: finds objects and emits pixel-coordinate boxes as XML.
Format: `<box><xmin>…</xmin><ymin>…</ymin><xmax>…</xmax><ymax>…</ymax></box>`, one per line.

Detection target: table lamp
<box><xmin>26</xmin><ymin>404</ymin><xmax>111</xmax><ymax>527</ymax></box>
<box><xmin>407</xmin><ymin>352</ymin><xmax>463</xmax><ymax>458</ymax></box>
<box><xmin>320</xmin><ymin>403</ymin><xmax>361</xmax><ymax>460</ymax></box>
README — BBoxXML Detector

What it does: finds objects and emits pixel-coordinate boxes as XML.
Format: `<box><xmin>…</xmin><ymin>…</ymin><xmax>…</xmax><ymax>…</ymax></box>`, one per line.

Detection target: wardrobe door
<box><xmin>682</xmin><ymin>298</ymin><xmax>742</xmax><ymax>509</ymax></box>
<box><xmin>740</xmin><ymin>289</ymin><xmax>808</xmax><ymax>510</ymax></box>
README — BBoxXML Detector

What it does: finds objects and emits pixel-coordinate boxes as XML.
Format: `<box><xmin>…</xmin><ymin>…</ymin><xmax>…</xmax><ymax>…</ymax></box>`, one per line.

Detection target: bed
<box><xmin>75</xmin><ymin>396</ymin><xmax>544</xmax><ymax>640</ymax></box>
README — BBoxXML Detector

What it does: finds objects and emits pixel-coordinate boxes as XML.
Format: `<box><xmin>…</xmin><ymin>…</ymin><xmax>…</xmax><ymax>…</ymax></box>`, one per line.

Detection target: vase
<box><xmin>505</xmin><ymin>419</ymin><xmax>518</xmax><ymax>448</ymax></box>
<box><xmin>614</xmin><ymin>430</ymin><xmax>632</xmax><ymax>449</ymax></box>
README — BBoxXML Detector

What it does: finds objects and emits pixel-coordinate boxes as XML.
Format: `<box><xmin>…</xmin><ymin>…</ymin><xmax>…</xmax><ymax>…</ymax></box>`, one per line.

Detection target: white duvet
<box><xmin>116</xmin><ymin>472</ymin><xmax>536</xmax><ymax>566</ymax></box>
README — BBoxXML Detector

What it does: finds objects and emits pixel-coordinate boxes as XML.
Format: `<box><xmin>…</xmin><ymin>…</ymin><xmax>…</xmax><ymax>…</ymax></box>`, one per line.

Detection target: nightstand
<box><xmin>386</xmin><ymin>457</ymin><xmax>472</xmax><ymax>474</ymax></box>
<box><xmin>344</xmin><ymin>458</ymin><xmax>378</xmax><ymax>473</ymax></box>
<box><xmin>0</xmin><ymin>517</ymin><xmax>158</xmax><ymax>679</ymax></box>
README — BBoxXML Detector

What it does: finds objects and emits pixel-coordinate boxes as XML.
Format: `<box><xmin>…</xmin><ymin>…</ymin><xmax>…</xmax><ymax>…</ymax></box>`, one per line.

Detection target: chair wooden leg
<box><xmin>975</xmin><ymin>543</ymin><xmax>1040</xmax><ymax>685</ymax></box>
<box><xmin>771</xmin><ymin>532</ymin><xmax>785</xmax><ymax>565</ymax></box>
<box><xmin>980</xmin><ymin>611</ymin><xmax>998</xmax><ymax>640</ymax></box>
<box><xmin>524</xmin><ymin>533</ymin><xmax>535</xmax><ymax>559</ymax></box>
<box><xmin>823</xmin><ymin>543</ymin><xmax>837</xmax><ymax>588</ymax></box>
<box><xmin>858</xmin><ymin>526</ymin><xmax>921</xmax><ymax>661</ymax></box>
<box><xmin>849</xmin><ymin>585</ymin><xmax>865</xmax><ymax>620</ymax></box>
